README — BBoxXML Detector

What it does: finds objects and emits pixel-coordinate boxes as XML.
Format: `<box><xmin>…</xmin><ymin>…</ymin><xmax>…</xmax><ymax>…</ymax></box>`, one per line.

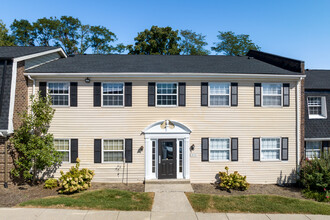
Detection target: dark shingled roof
<box><xmin>0</xmin><ymin>46</ymin><xmax>59</xmax><ymax>59</ymax></box>
<box><xmin>26</xmin><ymin>54</ymin><xmax>300</xmax><ymax>75</ymax></box>
<box><xmin>305</xmin><ymin>70</ymin><xmax>330</xmax><ymax>90</ymax></box>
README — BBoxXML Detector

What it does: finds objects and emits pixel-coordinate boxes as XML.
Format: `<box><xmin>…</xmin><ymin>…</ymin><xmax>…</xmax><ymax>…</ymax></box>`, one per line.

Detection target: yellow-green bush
<box><xmin>219</xmin><ymin>166</ymin><xmax>249</xmax><ymax>191</ymax></box>
<box><xmin>58</xmin><ymin>158</ymin><xmax>95</xmax><ymax>194</ymax></box>
<box><xmin>44</xmin><ymin>178</ymin><xmax>58</xmax><ymax>189</ymax></box>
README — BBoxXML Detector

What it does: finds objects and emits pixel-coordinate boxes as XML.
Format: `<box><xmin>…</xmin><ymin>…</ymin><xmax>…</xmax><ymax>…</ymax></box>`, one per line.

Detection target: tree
<box><xmin>33</xmin><ymin>17</ymin><xmax>60</xmax><ymax>46</ymax></box>
<box><xmin>179</xmin><ymin>30</ymin><xmax>210</xmax><ymax>55</ymax></box>
<box><xmin>10</xmin><ymin>93</ymin><xmax>62</xmax><ymax>184</ymax></box>
<box><xmin>128</xmin><ymin>26</ymin><xmax>181</xmax><ymax>55</ymax></box>
<box><xmin>0</xmin><ymin>20</ymin><xmax>15</xmax><ymax>46</ymax></box>
<box><xmin>10</xmin><ymin>19</ymin><xmax>35</xmax><ymax>46</ymax></box>
<box><xmin>211</xmin><ymin>31</ymin><xmax>260</xmax><ymax>56</ymax></box>
<box><xmin>88</xmin><ymin>25</ymin><xmax>117</xmax><ymax>54</ymax></box>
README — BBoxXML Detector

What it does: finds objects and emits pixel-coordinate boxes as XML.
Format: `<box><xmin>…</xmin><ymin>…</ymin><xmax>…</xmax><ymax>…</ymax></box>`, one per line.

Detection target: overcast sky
<box><xmin>1</xmin><ymin>0</ymin><xmax>330</xmax><ymax>69</ymax></box>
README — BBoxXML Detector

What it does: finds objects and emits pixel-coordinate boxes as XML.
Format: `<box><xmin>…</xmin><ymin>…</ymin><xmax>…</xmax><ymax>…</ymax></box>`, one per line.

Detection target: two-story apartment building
<box><xmin>0</xmin><ymin>47</ymin><xmax>305</xmax><ymax>185</ymax></box>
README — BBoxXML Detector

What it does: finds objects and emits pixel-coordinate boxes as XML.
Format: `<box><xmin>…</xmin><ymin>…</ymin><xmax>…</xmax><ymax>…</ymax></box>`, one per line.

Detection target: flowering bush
<box><xmin>58</xmin><ymin>158</ymin><xmax>95</xmax><ymax>194</ymax></box>
<box><xmin>218</xmin><ymin>166</ymin><xmax>249</xmax><ymax>191</ymax></box>
<box><xmin>299</xmin><ymin>153</ymin><xmax>330</xmax><ymax>202</ymax></box>
<box><xmin>44</xmin><ymin>178</ymin><xmax>58</xmax><ymax>189</ymax></box>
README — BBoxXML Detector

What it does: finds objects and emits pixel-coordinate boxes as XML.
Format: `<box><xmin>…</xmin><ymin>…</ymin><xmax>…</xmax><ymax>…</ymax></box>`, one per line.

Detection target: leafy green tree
<box><xmin>78</xmin><ymin>24</ymin><xmax>91</xmax><ymax>54</ymax></box>
<box><xmin>180</xmin><ymin>30</ymin><xmax>210</xmax><ymax>55</ymax></box>
<box><xmin>10</xmin><ymin>93</ymin><xmax>62</xmax><ymax>184</ymax></box>
<box><xmin>10</xmin><ymin>19</ymin><xmax>35</xmax><ymax>46</ymax></box>
<box><xmin>33</xmin><ymin>17</ymin><xmax>60</xmax><ymax>46</ymax></box>
<box><xmin>211</xmin><ymin>31</ymin><xmax>260</xmax><ymax>56</ymax></box>
<box><xmin>0</xmin><ymin>20</ymin><xmax>15</xmax><ymax>46</ymax></box>
<box><xmin>128</xmin><ymin>26</ymin><xmax>181</xmax><ymax>55</ymax></box>
<box><xmin>88</xmin><ymin>25</ymin><xmax>117</xmax><ymax>54</ymax></box>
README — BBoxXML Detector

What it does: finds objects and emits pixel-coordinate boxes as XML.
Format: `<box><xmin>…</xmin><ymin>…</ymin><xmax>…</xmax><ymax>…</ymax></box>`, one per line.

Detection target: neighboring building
<box><xmin>304</xmin><ymin>70</ymin><xmax>330</xmax><ymax>159</ymax></box>
<box><xmin>0</xmin><ymin>47</ymin><xmax>305</xmax><ymax>185</ymax></box>
<box><xmin>0</xmin><ymin>47</ymin><xmax>66</xmax><ymax>186</ymax></box>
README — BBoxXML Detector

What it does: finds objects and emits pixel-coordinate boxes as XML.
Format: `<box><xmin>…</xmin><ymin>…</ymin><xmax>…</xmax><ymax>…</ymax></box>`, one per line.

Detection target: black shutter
<box><xmin>125</xmin><ymin>139</ymin><xmax>133</xmax><ymax>163</ymax></box>
<box><xmin>94</xmin><ymin>139</ymin><xmax>102</xmax><ymax>163</ymax></box>
<box><xmin>281</xmin><ymin>137</ymin><xmax>288</xmax><ymax>161</ymax></box>
<box><xmin>39</xmin><ymin>82</ymin><xmax>47</xmax><ymax>98</ymax></box>
<box><xmin>148</xmin><ymin>82</ymin><xmax>156</xmax><ymax>106</ymax></box>
<box><xmin>93</xmin><ymin>82</ymin><xmax>101</xmax><ymax>107</ymax></box>
<box><xmin>71</xmin><ymin>139</ymin><xmax>78</xmax><ymax>163</ymax></box>
<box><xmin>322</xmin><ymin>141</ymin><xmax>329</xmax><ymax>154</ymax></box>
<box><xmin>283</xmin><ymin>83</ymin><xmax>290</xmax><ymax>107</ymax></box>
<box><xmin>231</xmin><ymin>138</ymin><xmax>238</xmax><ymax>161</ymax></box>
<box><xmin>70</xmin><ymin>82</ymin><xmax>78</xmax><ymax>107</ymax></box>
<box><xmin>178</xmin><ymin>82</ymin><xmax>186</xmax><ymax>106</ymax></box>
<box><xmin>125</xmin><ymin>82</ymin><xmax>132</xmax><ymax>107</ymax></box>
<box><xmin>254</xmin><ymin>83</ymin><xmax>261</xmax><ymax>107</ymax></box>
<box><xmin>201</xmin><ymin>82</ymin><xmax>208</xmax><ymax>106</ymax></box>
<box><xmin>231</xmin><ymin>83</ymin><xmax>238</xmax><ymax>106</ymax></box>
<box><xmin>253</xmin><ymin>138</ymin><xmax>260</xmax><ymax>161</ymax></box>
<box><xmin>201</xmin><ymin>138</ymin><xmax>209</xmax><ymax>161</ymax></box>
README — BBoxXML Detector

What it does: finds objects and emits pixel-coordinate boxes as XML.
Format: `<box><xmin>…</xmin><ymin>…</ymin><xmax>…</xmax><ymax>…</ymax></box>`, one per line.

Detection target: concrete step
<box><xmin>144</xmin><ymin>179</ymin><xmax>191</xmax><ymax>184</ymax></box>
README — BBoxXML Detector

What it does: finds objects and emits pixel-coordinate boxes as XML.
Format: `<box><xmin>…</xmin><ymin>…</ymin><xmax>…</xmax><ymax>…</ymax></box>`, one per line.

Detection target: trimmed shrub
<box><xmin>299</xmin><ymin>153</ymin><xmax>330</xmax><ymax>202</ymax></box>
<box><xmin>219</xmin><ymin>166</ymin><xmax>249</xmax><ymax>191</ymax></box>
<box><xmin>58</xmin><ymin>158</ymin><xmax>94</xmax><ymax>194</ymax></box>
<box><xmin>44</xmin><ymin>178</ymin><xmax>58</xmax><ymax>189</ymax></box>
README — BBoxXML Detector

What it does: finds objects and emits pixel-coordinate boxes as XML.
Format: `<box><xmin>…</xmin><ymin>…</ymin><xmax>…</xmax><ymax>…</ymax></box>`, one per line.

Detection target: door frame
<box><xmin>158</xmin><ymin>139</ymin><xmax>177</xmax><ymax>179</ymax></box>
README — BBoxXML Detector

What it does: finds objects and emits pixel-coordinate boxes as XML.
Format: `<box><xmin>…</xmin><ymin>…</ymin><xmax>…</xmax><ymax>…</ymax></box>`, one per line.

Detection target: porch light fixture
<box><xmin>190</xmin><ymin>144</ymin><xmax>195</xmax><ymax>151</ymax></box>
<box><xmin>85</xmin><ymin>77</ymin><xmax>90</xmax><ymax>83</ymax></box>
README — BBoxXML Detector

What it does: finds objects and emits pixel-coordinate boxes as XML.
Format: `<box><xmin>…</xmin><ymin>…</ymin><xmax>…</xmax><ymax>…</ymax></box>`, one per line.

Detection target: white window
<box><xmin>307</xmin><ymin>97</ymin><xmax>327</xmax><ymax>119</ymax></box>
<box><xmin>261</xmin><ymin>138</ymin><xmax>280</xmax><ymax>161</ymax></box>
<box><xmin>102</xmin><ymin>83</ymin><xmax>124</xmax><ymax>106</ymax></box>
<box><xmin>54</xmin><ymin>139</ymin><xmax>70</xmax><ymax>162</ymax></box>
<box><xmin>209</xmin><ymin>138</ymin><xmax>230</xmax><ymax>161</ymax></box>
<box><xmin>262</xmin><ymin>83</ymin><xmax>282</xmax><ymax>107</ymax></box>
<box><xmin>103</xmin><ymin>139</ymin><xmax>124</xmax><ymax>162</ymax></box>
<box><xmin>156</xmin><ymin>83</ymin><xmax>177</xmax><ymax>106</ymax></box>
<box><xmin>305</xmin><ymin>141</ymin><xmax>321</xmax><ymax>159</ymax></box>
<box><xmin>48</xmin><ymin>82</ymin><xmax>69</xmax><ymax>106</ymax></box>
<box><xmin>209</xmin><ymin>83</ymin><xmax>230</xmax><ymax>106</ymax></box>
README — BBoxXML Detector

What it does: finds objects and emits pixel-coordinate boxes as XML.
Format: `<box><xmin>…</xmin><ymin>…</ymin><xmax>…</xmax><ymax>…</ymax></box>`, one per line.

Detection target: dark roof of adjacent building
<box><xmin>0</xmin><ymin>46</ymin><xmax>59</xmax><ymax>59</ymax></box>
<box><xmin>305</xmin><ymin>70</ymin><xmax>330</xmax><ymax>90</ymax></box>
<box><xmin>25</xmin><ymin>54</ymin><xmax>301</xmax><ymax>75</ymax></box>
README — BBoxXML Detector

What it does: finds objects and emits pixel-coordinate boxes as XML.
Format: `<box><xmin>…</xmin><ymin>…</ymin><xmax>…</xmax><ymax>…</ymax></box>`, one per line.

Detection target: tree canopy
<box><xmin>211</xmin><ymin>31</ymin><xmax>260</xmax><ymax>56</ymax></box>
<box><xmin>0</xmin><ymin>20</ymin><xmax>15</xmax><ymax>46</ymax></box>
<box><xmin>180</xmin><ymin>29</ymin><xmax>210</xmax><ymax>55</ymax></box>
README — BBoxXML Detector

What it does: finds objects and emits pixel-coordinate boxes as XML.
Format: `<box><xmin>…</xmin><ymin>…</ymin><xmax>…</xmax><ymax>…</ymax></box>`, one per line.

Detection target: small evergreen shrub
<box><xmin>219</xmin><ymin>166</ymin><xmax>249</xmax><ymax>191</ymax></box>
<box><xmin>44</xmin><ymin>178</ymin><xmax>58</xmax><ymax>189</ymax></box>
<box><xmin>58</xmin><ymin>158</ymin><xmax>95</xmax><ymax>194</ymax></box>
<box><xmin>299</xmin><ymin>153</ymin><xmax>330</xmax><ymax>202</ymax></box>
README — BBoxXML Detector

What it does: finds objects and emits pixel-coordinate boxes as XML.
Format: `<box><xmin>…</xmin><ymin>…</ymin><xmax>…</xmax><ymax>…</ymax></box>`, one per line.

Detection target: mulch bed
<box><xmin>192</xmin><ymin>183</ymin><xmax>304</xmax><ymax>199</ymax></box>
<box><xmin>0</xmin><ymin>182</ymin><xmax>145</xmax><ymax>207</ymax></box>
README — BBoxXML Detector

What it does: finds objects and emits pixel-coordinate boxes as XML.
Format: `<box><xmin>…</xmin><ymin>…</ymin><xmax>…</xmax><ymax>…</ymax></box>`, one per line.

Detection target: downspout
<box><xmin>296</xmin><ymin>77</ymin><xmax>302</xmax><ymax>175</ymax></box>
<box><xmin>27</xmin><ymin>75</ymin><xmax>35</xmax><ymax>96</ymax></box>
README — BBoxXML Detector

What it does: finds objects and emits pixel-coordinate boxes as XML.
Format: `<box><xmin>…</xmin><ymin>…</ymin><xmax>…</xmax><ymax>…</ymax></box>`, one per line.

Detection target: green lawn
<box><xmin>19</xmin><ymin>189</ymin><xmax>154</xmax><ymax>211</ymax></box>
<box><xmin>186</xmin><ymin>193</ymin><xmax>330</xmax><ymax>215</ymax></box>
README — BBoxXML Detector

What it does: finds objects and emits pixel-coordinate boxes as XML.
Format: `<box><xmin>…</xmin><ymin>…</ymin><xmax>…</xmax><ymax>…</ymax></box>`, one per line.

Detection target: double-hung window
<box><xmin>102</xmin><ymin>83</ymin><xmax>124</xmax><ymax>106</ymax></box>
<box><xmin>156</xmin><ymin>83</ymin><xmax>177</xmax><ymax>106</ymax></box>
<box><xmin>54</xmin><ymin>139</ymin><xmax>70</xmax><ymax>162</ymax></box>
<box><xmin>48</xmin><ymin>82</ymin><xmax>69</xmax><ymax>106</ymax></box>
<box><xmin>260</xmin><ymin>138</ymin><xmax>280</xmax><ymax>161</ymax></box>
<box><xmin>307</xmin><ymin>97</ymin><xmax>327</xmax><ymax>119</ymax></box>
<box><xmin>305</xmin><ymin>141</ymin><xmax>321</xmax><ymax>159</ymax></box>
<box><xmin>103</xmin><ymin>139</ymin><xmax>124</xmax><ymax>162</ymax></box>
<box><xmin>209</xmin><ymin>83</ymin><xmax>230</xmax><ymax>106</ymax></box>
<box><xmin>262</xmin><ymin>83</ymin><xmax>282</xmax><ymax>107</ymax></box>
<box><xmin>209</xmin><ymin>138</ymin><xmax>230</xmax><ymax>161</ymax></box>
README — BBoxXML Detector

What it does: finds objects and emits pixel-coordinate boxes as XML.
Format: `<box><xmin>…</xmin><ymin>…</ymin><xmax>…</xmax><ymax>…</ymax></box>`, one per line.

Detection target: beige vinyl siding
<box><xmin>29</xmin><ymin>78</ymin><xmax>298</xmax><ymax>184</ymax></box>
<box><xmin>25</xmin><ymin>52</ymin><xmax>61</xmax><ymax>70</ymax></box>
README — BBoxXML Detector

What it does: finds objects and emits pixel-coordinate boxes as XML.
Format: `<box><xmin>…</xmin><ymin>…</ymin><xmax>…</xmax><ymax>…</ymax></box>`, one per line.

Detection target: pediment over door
<box><xmin>142</xmin><ymin>120</ymin><xmax>192</xmax><ymax>134</ymax></box>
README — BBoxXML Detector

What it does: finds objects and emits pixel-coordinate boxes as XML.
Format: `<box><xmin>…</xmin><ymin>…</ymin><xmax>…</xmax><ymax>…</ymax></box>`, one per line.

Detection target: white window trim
<box><xmin>260</xmin><ymin>137</ymin><xmax>281</xmax><ymax>161</ymax></box>
<box><xmin>101</xmin><ymin>82</ymin><xmax>125</xmax><ymax>107</ymax></box>
<box><xmin>156</xmin><ymin>82</ymin><xmax>178</xmax><ymax>107</ymax></box>
<box><xmin>102</xmin><ymin>139</ymin><xmax>125</xmax><ymax>163</ymax></box>
<box><xmin>54</xmin><ymin>138</ymin><xmax>71</xmax><ymax>163</ymax></box>
<box><xmin>209</xmin><ymin>138</ymin><xmax>231</xmax><ymax>162</ymax></box>
<box><xmin>47</xmin><ymin>82</ymin><xmax>70</xmax><ymax>107</ymax></box>
<box><xmin>307</xmin><ymin>96</ymin><xmax>327</xmax><ymax>119</ymax></box>
<box><xmin>305</xmin><ymin>141</ymin><xmax>322</xmax><ymax>159</ymax></box>
<box><xmin>178</xmin><ymin>139</ymin><xmax>184</xmax><ymax>175</ymax></box>
<box><xmin>261</xmin><ymin>83</ymin><xmax>283</xmax><ymax>107</ymax></box>
<box><xmin>208</xmin><ymin>82</ymin><xmax>231</xmax><ymax>107</ymax></box>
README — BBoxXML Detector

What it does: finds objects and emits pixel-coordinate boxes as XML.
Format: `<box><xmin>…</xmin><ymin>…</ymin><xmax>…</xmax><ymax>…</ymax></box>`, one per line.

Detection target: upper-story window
<box><xmin>260</xmin><ymin>138</ymin><xmax>280</xmax><ymax>161</ymax></box>
<box><xmin>262</xmin><ymin>83</ymin><xmax>282</xmax><ymax>107</ymax></box>
<box><xmin>156</xmin><ymin>83</ymin><xmax>177</xmax><ymax>106</ymax></box>
<box><xmin>102</xmin><ymin>82</ymin><xmax>124</xmax><ymax>106</ymax></box>
<box><xmin>307</xmin><ymin>97</ymin><xmax>327</xmax><ymax>119</ymax></box>
<box><xmin>48</xmin><ymin>82</ymin><xmax>69</xmax><ymax>106</ymax></box>
<box><xmin>209</xmin><ymin>83</ymin><xmax>230</xmax><ymax>106</ymax></box>
<box><xmin>54</xmin><ymin>139</ymin><xmax>70</xmax><ymax>162</ymax></box>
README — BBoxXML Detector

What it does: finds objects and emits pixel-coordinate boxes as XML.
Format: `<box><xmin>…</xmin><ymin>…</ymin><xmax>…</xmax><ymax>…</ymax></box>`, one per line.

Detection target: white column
<box><xmin>184</xmin><ymin>137</ymin><xmax>190</xmax><ymax>179</ymax></box>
